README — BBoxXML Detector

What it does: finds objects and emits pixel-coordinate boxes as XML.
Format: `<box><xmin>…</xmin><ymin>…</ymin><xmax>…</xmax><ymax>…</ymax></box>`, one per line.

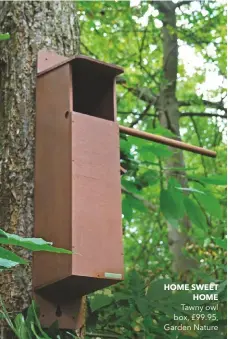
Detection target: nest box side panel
<box><xmin>37</xmin><ymin>49</ymin><xmax>68</xmax><ymax>75</ymax></box>
<box><xmin>71</xmin><ymin>112</ymin><xmax>124</xmax><ymax>290</ymax></box>
<box><xmin>33</xmin><ymin>64</ymin><xmax>73</xmax><ymax>290</ymax></box>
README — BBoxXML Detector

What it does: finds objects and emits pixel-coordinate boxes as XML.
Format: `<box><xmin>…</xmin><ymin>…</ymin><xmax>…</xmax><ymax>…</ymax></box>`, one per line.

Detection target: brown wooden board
<box><xmin>34</xmin><ymin>63</ymin><xmax>75</xmax><ymax>329</ymax></box>
<box><xmin>34</xmin><ymin>63</ymin><xmax>72</xmax><ymax>289</ymax></box>
<box><xmin>71</xmin><ymin>111</ymin><xmax>124</xmax><ymax>284</ymax></box>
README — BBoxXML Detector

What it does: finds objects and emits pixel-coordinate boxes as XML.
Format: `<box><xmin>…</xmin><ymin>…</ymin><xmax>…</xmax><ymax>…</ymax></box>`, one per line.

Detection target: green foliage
<box><xmin>160</xmin><ymin>178</ymin><xmax>185</xmax><ymax>226</ymax></box>
<box><xmin>0</xmin><ymin>247</ymin><xmax>27</xmax><ymax>269</ymax></box>
<box><xmin>184</xmin><ymin>197</ymin><xmax>207</xmax><ymax>230</ymax></box>
<box><xmin>86</xmin><ymin>271</ymin><xmax>227</xmax><ymax>338</ymax></box>
<box><xmin>0</xmin><ymin>299</ymin><xmax>79</xmax><ymax>339</ymax></box>
<box><xmin>90</xmin><ymin>294</ymin><xmax>114</xmax><ymax>312</ymax></box>
<box><xmin>0</xmin><ymin>299</ymin><xmax>67</xmax><ymax>339</ymax></box>
<box><xmin>0</xmin><ymin>229</ymin><xmax>71</xmax><ymax>270</ymax></box>
<box><xmin>0</xmin><ymin>33</ymin><xmax>10</xmax><ymax>40</ymax></box>
<box><xmin>0</xmin><ymin>299</ymin><xmax>47</xmax><ymax>339</ymax></box>
<box><xmin>192</xmin><ymin>175</ymin><xmax>227</xmax><ymax>186</ymax></box>
<box><xmin>77</xmin><ymin>0</ymin><xmax>226</xmax><ymax>337</ymax></box>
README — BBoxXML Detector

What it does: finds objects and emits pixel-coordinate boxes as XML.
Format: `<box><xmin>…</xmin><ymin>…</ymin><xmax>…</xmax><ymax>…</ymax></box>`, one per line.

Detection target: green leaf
<box><xmin>122</xmin><ymin>197</ymin><xmax>133</xmax><ymax>222</ymax></box>
<box><xmin>175</xmin><ymin>187</ymin><xmax>205</xmax><ymax>194</ymax></box>
<box><xmin>214</xmin><ymin>238</ymin><xmax>227</xmax><ymax>249</ymax></box>
<box><xmin>25</xmin><ymin>304</ymin><xmax>36</xmax><ymax>338</ymax></box>
<box><xmin>114</xmin><ymin>292</ymin><xmax>131</xmax><ymax>301</ymax></box>
<box><xmin>129</xmin><ymin>270</ymin><xmax>144</xmax><ymax>296</ymax></box>
<box><xmin>147</xmin><ymin>279</ymin><xmax>172</xmax><ymax>301</ymax></box>
<box><xmin>0</xmin><ymin>33</ymin><xmax>10</xmax><ymax>41</ymax></box>
<box><xmin>137</xmin><ymin>170</ymin><xmax>159</xmax><ymax>187</ymax></box>
<box><xmin>143</xmin><ymin>316</ymin><xmax>155</xmax><ymax>332</ymax></box>
<box><xmin>0</xmin><ymin>298</ymin><xmax>17</xmax><ymax>335</ymax></box>
<box><xmin>171</xmin><ymin>291</ymin><xmax>198</xmax><ymax>306</ymax></box>
<box><xmin>31</xmin><ymin>322</ymin><xmax>44</xmax><ymax>339</ymax></box>
<box><xmin>125</xmin><ymin>195</ymin><xmax>147</xmax><ymax>214</ymax></box>
<box><xmin>151</xmin><ymin>125</ymin><xmax>176</xmax><ymax>138</ymax></box>
<box><xmin>217</xmin><ymin>280</ymin><xmax>227</xmax><ymax>294</ymax></box>
<box><xmin>31</xmin><ymin>301</ymin><xmax>51</xmax><ymax>338</ymax></box>
<box><xmin>160</xmin><ymin>189</ymin><xmax>178</xmax><ymax>227</ymax></box>
<box><xmin>192</xmin><ymin>175</ymin><xmax>227</xmax><ymax>186</ymax></box>
<box><xmin>120</xmin><ymin>138</ymin><xmax>132</xmax><ymax>154</ymax></box>
<box><xmin>14</xmin><ymin>314</ymin><xmax>28</xmax><ymax>339</ymax></box>
<box><xmin>168</xmin><ymin>178</ymin><xmax>185</xmax><ymax>215</ymax></box>
<box><xmin>0</xmin><ymin>230</ymin><xmax>72</xmax><ymax>254</ymax></box>
<box><xmin>141</xmin><ymin>144</ymin><xmax>172</xmax><ymax>160</ymax></box>
<box><xmin>195</xmin><ymin>190</ymin><xmax>222</xmax><ymax>218</ymax></box>
<box><xmin>0</xmin><ymin>229</ymin><xmax>8</xmax><ymax>238</ymax></box>
<box><xmin>0</xmin><ymin>246</ymin><xmax>27</xmax><ymax>265</ymax></box>
<box><xmin>138</xmin><ymin>146</ymin><xmax>156</xmax><ymax>162</ymax></box>
<box><xmin>160</xmin><ymin>182</ymin><xmax>185</xmax><ymax>226</ymax></box>
<box><xmin>0</xmin><ymin>258</ymin><xmax>20</xmax><ymax>269</ymax></box>
<box><xmin>48</xmin><ymin>320</ymin><xmax>59</xmax><ymax>339</ymax></box>
<box><xmin>121</xmin><ymin>178</ymin><xmax>139</xmax><ymax>194</ymax></box>
<box><xmin>184</xmin><ymin>197</ymin><xmax>207</xmax><ymax>230</ymax></box>
<box><xmin>135</xmin><ymin>298</ymin><xmax>149</xmax><ymax>316</ymax></box>
<box><xmin>176</xmin><ymin>184</ymin><xmax>222</xmax><ymax>218</ymax></box>
<box><xmin>90</xmin><ymin>295</ymin><xmax>113</xmax><ymax>312</ymax></box>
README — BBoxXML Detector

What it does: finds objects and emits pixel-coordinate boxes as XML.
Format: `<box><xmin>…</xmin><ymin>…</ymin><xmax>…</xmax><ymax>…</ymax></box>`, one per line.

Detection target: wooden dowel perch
<box><xmin>119</xmin><ymin>125</ymin><xmax>217</xmax><ymax>158</ymax></box>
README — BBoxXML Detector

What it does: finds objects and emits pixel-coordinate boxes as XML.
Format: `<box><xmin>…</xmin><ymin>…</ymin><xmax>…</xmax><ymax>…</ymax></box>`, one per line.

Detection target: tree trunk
<box><xmin>0</xmin><ymin>1</ymin><xmax>79</xmax><ymax>336</ymax></box>
<box><xmin>155</xmin><ymin>1</ymin><xmax>197</xmax><ymax>273</ymax></box>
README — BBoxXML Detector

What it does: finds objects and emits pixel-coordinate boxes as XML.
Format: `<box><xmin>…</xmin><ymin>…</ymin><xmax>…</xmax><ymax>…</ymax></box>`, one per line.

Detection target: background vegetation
<box><xmin>78</xmin><ymin>1</ymin><xmax>227</xmax><ymax>338</ymax></box>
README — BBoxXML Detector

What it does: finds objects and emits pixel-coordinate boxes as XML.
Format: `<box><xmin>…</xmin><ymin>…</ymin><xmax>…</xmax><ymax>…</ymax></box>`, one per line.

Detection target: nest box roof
<box><xmin>37</xmin><ymin>50</ymin><xmax>124</xmax><ymax>78</ymax></box>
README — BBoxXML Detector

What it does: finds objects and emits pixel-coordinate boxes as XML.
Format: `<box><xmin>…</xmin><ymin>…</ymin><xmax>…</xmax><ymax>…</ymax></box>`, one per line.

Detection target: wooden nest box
<box><xmin>33</xmin><ymin>50</ymin><xmax>124</xmax><ymax>329</ymax></box>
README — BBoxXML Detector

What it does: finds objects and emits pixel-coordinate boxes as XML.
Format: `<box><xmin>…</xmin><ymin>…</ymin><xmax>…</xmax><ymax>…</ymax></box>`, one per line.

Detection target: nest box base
<box><xmin>34</xmin><ymin>275</ymin><xmax>122</xmax><ymax>304</ymax></box>
<box><xmin>34</xmin><ymin>293</ymin><xmax>85</xmax><ymax>330</ymax></box>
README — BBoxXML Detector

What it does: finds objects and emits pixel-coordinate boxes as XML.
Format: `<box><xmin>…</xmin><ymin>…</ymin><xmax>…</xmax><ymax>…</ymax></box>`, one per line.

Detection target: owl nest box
<box><xmin>33</xmin><ymin>50</ymin><xmax>124</xmax><ymax>329</ymax></box>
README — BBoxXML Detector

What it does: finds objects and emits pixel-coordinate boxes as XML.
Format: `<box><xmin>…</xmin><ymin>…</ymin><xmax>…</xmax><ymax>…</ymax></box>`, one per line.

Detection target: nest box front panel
<box><xmin>71</xmin><ymin>112</ymin><xmax>123</xmax><ymax>285</ymax></box>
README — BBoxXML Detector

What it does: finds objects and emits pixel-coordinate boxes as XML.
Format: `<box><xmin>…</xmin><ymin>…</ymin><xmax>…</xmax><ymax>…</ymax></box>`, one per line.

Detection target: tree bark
<box><xmin>154</xmin><ymin>1</ymin><xmax>197</xmax><ymax>273</ymax></box>
<box><xmin>0</xmin><ymin>1</ymin><xmax>79</xmax><ymax>336</ymax></box>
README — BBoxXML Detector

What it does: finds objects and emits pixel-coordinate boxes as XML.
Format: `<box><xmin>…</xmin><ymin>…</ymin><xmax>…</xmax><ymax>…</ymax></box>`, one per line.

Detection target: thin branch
<box><xmin>118</xmin><ymin>111</ymin><xmax>227</xmax><ymax>119</ymax></box>
<box><xmin>122</xmin><ymin>85</ymin><xmax>158</xmax><ymax>106</ymax></box>
<box><xmin>118</xmin><ymin>111</ymin><xmax>154</xmax><ymax>116</ymax></box>
<box><xmin>140</xmin><ymin>63</ymin><xmax>160</xmax><ymax>86</ymax></box>
<box><xmin>139</xmin><ymin>26</ymin><xmax>148</xmax><ymax>66</ymax></box>
<box><xmin>152</xmin><ymin>1</ymin><xmax>175</xmax><ymax>14</ymax></box>
<box><xmin>181</xmin><ymin>112</ymin><xmax>227</xmax><ymax>119</ymax></box>
<box><xmin>190</xmin><ymin>116</ymin><xmax>207</xmax><ymax>176</ymax></box>
<box><xmin>175</xmin><ymin>0</ymin><xmax>193</xmax><ymax>9</ymax></box>
<box><xmin>116</xmin><ymin>77</ymin><xmax>126</xmax><ymax>85</ymax></box>
<box><xmin>80</xmin><ymin>41</ymin><xmax>100</xmax><ymax>60</ymax></box>
<box><xmin>123</xmin><ymin>85</ymin><xmax>226</xmax><ymax>113</ymax></box>
<box><xmin>129</xmin><ymin>103</ymin><xmax>152</xmax><ymax>128</ymax></box>
<box><xmin>158</xmin><ymin>159</ymin><xmax>164</xmax><ymax>190</ymax></box>
<box><xmin>121</xmin><ymin>186</ymin><xmax>156</xmax><ymax>212</ymax></box>
<box><xmin>179</xmin><ymin>100</ymin><xmax>226</xmax><ymax>111</ymax></box>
